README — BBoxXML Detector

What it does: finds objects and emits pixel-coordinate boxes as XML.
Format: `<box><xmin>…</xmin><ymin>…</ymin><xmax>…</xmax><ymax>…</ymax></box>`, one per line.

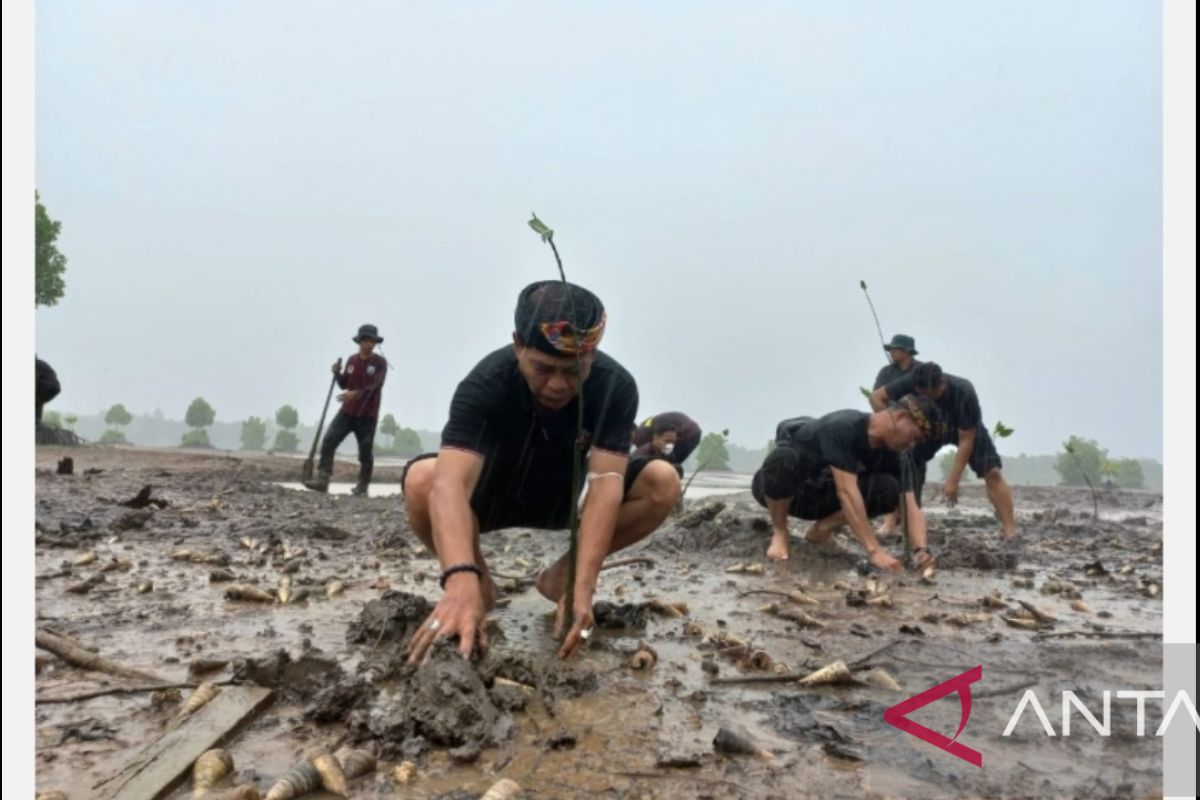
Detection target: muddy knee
<box><xmin>635</xmin><ymin>459</ymin><xmax>682</xmax><ymax>509</ymax></box>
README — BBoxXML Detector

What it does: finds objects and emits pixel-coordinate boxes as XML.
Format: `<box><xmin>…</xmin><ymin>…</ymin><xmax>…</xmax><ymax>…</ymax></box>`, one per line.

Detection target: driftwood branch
<box><xmin>36</xmin><ymin>628</ymin><xmax>166</xmax><ymax>683</ymax></box>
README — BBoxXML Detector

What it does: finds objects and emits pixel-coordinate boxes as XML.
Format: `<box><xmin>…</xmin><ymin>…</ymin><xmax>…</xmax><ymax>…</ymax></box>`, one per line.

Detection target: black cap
<box><xmin>353</xmin><ymin>324</ymin><xmax>383</xmax><ymax>344</ymax></box>
<box><xmin>884</xmin><ymin>334</ymin><xmax>918</xmax><ymax>355</ymax></box>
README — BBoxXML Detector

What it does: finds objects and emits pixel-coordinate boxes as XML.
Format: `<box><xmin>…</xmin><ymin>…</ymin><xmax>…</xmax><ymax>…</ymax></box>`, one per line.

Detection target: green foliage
<box><xmin>993</xmin><ymin>421</ymin><xmax>1014</xmax><ymax>438</ymax></box>
<box><xmin>240</xmin><ymin>416</ymin><xmax>268</xmax><ymax>451</ymax></box>
<box><xmin>41</xmin><ymin>410</ymin><xmax>63</xmax><ymax>429</ymax></box>
<box><xmin>105</xmin><ymin>403</ymin><xmax>133</xmax><ymax>427</ymax></box>
<box><xmin>859</xmin><ymin>386</ymin><xmax>872</xmax><ymax>399</ymax></box>
<box><xmin>35</xmin><ymin>192</ymin><xmax>68</xmax><ymax>307</ymax></box>
<box><xmin>185</xmin><ymin>397</ymin><xmax>216</xmax><ymax>429</ymax></box>
<box><xmin>275</xmin><ymin>404</ymin><xmax>299</xmax><ymax>430</ymax></box>
<box><xmin>181</xmin><ymin>428</ymin><xmax>210</xmax><ymax>448</ymax></box>
<box><xmin>695</xmin><ymin>430</ymin><xmax>732</xmax><ymax>471</ymax></box>
<box><xmin>64</xmin><ymin>414</ymin><xmax>78</xmax><ymax>430</ymax></box>
<box><xmin>100</xmin><ymin>429</ymin><xmax>128</xmax><ymax>445</ymax></box>
<box><xmin>527</xmin><ymin>213</ymin><xmax>554</xmax><ymax>242</ymax></box>
<box><xmin>1108</xmin><ymin>458</ymin><xmax>1145</xmax><ymax>489</ymax></box>
<box><xmin>393</xmin><ymin>427</ymin><xmax>423</xmax><ymax>457</ymax></box>
<box><xmin>1055</xmin><ymin>436</ymin><xmax>1106</xmax><ymax>486</ymax></box>
<box><xmin>273</xmin><ymin>429</ymin><xmax>300</xmax><ymax>452</ymax></box>
<box><xmin>380</xmin><ymin>413</ymin><xmax>399</xmax><ymax>439</ymax></box>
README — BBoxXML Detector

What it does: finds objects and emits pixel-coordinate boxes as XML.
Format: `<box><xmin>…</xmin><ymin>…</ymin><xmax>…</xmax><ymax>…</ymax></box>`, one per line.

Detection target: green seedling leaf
<box><xmin>528</xmin><ymin>213</ymin><xmax>554</xmax><ymax>243</ymax></box>
<box><xmin>993</xmin><ymin>421</ymin><xmax>1014</xmax><ymax>438</ymax></box>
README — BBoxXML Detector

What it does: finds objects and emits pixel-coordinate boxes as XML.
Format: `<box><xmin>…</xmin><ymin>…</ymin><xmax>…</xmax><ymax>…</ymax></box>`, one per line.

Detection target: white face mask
<box><xmin>661</xmin><ymin>443</ymin><xmax>676</xmax><ymax>456</ymax></box>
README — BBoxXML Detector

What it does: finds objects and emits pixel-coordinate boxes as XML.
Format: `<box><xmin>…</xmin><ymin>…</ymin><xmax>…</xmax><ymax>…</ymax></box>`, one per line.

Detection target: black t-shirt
<box><xmin>441</xmin><ymin>346</ymin><xmax>639</xmax><ymax>483</ymax></box>
<box><xmin>872</xmin><ymin>360</ymin><xmax>920</xmax><ymax>390</ymax></box>
<box><xmin>777</xmin><ymin>409</ymin><xmax>903</xmax><ymax>483</ymax></box>
<box><xmin>883</xmin><ymin>373</ymin><xmax>981</xmax><ymax>435</ymax></box>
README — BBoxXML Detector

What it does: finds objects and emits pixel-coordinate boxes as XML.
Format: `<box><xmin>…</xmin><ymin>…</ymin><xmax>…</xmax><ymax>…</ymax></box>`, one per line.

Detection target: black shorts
<box><xmin>402</xmin><ymin>451</ymin><xmax>642</xmax><ymax>533</ymax></box>
<box><xmin>751</xmin><ymin>465</ymin><xmax>900</xmax><ymax>521</ymax></box>
<box><xmin>911</xmin><ymin>427</ymin><xmax>1003</xmax><ymax>495</ymax></box>
<box><xmin>624</xmin><ymin>453</ymin><xmax>682</xmax><ymax>495</ymax></box>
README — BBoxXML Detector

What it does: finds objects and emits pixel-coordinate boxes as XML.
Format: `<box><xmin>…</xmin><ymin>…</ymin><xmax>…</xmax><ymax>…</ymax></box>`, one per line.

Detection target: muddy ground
<box><xmin>33</xmin><ymin>446</ymin><xmax>1164</xmax><ymax>799</ymax></box>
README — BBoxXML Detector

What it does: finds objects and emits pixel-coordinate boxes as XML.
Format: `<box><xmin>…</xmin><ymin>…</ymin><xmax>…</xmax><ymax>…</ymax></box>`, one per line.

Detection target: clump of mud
<box><xmin>592</xmin><ymin>601</ymin><xmax>650</xmax><ymax>630</ymax></box>
<box><xmin>347</xmin><ymin>590</ymin><xmax>431</xmax><ymax>644</ymax></box>
<box><xmin>352</xmin><ymin>640</ymin><xmax>514</xmax><ymax>758</ymax></box>
<box><xmin>231</xmin><ymin>649</ymin><xmax>348</xmax><ymax>702</ymax></box>
<box><xmin>480</xmin><ymin>650</ymin><xmax>599</xmax><ymax>702</ymax></box>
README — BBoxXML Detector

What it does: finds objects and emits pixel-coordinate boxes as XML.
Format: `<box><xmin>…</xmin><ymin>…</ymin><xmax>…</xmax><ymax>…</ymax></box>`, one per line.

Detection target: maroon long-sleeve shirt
<box><xmin>337</xmin><ymin>353</ymin><xmax>387</xmax><ymax>418</ymax></box>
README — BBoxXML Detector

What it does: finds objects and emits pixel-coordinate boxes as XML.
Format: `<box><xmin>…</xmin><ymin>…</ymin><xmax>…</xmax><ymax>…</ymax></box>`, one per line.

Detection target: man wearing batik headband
<box><xmin>402</xmin><ymin>280</ymin><xmax>681</xmax><ymax>664</ymax></box>
<box><xmin>752</xmin><ymin>395</ymin><xmax>941</xmax><ymax>573</ymax></box>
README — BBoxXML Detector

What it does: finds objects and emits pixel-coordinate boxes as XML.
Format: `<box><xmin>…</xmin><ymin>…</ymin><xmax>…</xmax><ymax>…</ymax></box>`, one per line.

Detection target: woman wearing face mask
<box><xmin>628</xmin><ymin>412</ymin><xmax>703</xmax><ymax>490</ymax></box>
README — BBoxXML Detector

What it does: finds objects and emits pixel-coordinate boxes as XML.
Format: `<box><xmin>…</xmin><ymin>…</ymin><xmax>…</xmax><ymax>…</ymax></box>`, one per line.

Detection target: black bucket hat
<box><xmin>884</xmin><ymin>333</ymin><xmax>917</xmax><ymax>355</ymax></box>
<box><xmin>353</xmin><ymin>324</ymin><xmax>383</xmax><ymax>344</ymax></box>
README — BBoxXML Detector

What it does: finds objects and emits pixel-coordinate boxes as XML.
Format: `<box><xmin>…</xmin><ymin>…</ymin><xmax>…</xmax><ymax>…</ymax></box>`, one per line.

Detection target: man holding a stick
<box><xmin>402</xmin><ymin>281</ymin><xmax>680</xmax><ymax>663</ymax></box>
<box><xmin>303</xmin><ymin>324</ymin><xmax>387</xmax><ymax>495</ymax></box>
<box><xmin>752</xmin><ymin>396</ymin><xmax>940</xmax><ymax>571</ymax></box>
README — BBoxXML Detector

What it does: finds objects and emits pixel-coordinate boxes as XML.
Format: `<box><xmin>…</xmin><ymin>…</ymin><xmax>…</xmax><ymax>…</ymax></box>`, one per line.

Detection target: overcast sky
<box><xmin>34</xmin><ymin>0</ymin><xmax>1162</xmax><ymax>459</ymax></box>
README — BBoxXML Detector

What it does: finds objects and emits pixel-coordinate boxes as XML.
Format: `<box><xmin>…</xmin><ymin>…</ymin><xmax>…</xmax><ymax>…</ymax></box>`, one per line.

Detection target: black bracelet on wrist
<box><xmin>440</xmin><ymin>563</ymin><xmax>483</xmax><ymax>590</ymax></box>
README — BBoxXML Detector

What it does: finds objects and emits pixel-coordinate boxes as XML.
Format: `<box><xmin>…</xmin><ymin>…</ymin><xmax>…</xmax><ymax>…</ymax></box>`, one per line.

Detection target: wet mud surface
<box><xmin>33</xmin><ymin>446</ymin><xmax>1164</xmax><ymax>799</ymax></box>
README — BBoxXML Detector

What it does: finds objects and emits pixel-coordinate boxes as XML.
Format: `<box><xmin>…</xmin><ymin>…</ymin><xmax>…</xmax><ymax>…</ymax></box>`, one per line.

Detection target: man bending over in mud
<box><xmin>631</xmin><ymin>411</ymin><xmax>703</xmax><ymax>480</ymax></box>
<box><xmin>403</xmin><ymin>281</ymin><xmax>680</xmax><ymax>663</ymax></box>
<box><xmin>752</xmin><ymin>396</ymin><xmax>940</xmax><ymax>572</ymax></box>
<box><xmin>870</xmin><ymin>362</ymin><xmax>1017</xmax><ymax>540</ymax></box>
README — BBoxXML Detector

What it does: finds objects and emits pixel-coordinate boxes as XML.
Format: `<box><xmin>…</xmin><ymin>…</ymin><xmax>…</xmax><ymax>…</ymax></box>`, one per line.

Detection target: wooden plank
<box><xmin>101</xmin><ymin>685</ymin><xmax>274</xmax><ymax>800</ymax></box>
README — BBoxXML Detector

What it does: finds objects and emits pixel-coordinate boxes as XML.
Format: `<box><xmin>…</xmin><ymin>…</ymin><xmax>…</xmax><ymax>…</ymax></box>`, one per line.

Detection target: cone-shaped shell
<box><xmin>192</xmin><ymin>748</ymin><xmax>234</xmax><ymax>795</ymax></box>
<box><xmin>277</xmin><ymin>576</ymin><xmax>293</xmax><ymax>604</ymax></box>
<box><xmin>336</xmin><ymin>748</ymin><xmax>376</xmax><ymax>780</ymax></box>
<box><xmin>480</xmin><ymin>778</ymin><xmax>523</xmax><ymax>800</ymax></box>
<box><xmin>797</xmin><ymin>659</ymin><xmax>855</xmax><ymax>686</ymax></box>
<box><xmin>264</xmin><ymin>760</ymin><xmax>320</xmax><ymax>800</ymax></box>
<box><xmin>326</xmin><ymin>580</ymin><xmax>345</xmax><ymax>597</ymax></box>
<box><xmin>225</xmin><ymin>585</ymin><xmax>274</xmax><ymax>603</ymax></box>
<box><xmin>863</xmin><ymin>668</ymin><xmax>902</xmax><ymax>691</ymax></box>
<box><xmin>173</xmin><ymin>682</ymin><xmax>220</xmax><ymax>724</ymax></box>
<box><xmin>311</xmin><ymin>751</ymin><xmax>349</xmax><ymax>796</ymax></box>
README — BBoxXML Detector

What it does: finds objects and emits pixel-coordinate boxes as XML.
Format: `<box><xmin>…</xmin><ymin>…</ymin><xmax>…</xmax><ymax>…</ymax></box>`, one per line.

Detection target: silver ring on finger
<box><xmin>580</xmin><ymin>627</ymin><xmax>593</xmax><ymax>640</ymax></box>
<box><xmin>428</xmin><ymin>619</ymin><xmax>442</xmax><ymax>632</ymax></box>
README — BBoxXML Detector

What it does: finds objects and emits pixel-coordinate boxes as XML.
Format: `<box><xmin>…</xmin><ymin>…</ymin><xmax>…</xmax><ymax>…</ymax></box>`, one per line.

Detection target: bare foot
<box><xmin>805</xmin><ymin>523</ymin><xmax>835</xmax><ymax>545</ymax></box>
<box><xmin>535</xmin><ymin>558</ymin><xmax>568</xmax><ymax>603</ymax></box>
<box><xmin>766</xmin><ymin>531</ymin><xmax>791</xmax><ymax>561</ymax></box>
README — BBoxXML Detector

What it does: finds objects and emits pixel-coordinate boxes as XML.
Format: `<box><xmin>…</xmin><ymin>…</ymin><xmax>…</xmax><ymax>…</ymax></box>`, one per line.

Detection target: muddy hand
<box><xmin>912</xmin><ymin>548</ymin><xmax>936</xmax><ymax>571</ymax></box>
<box><xmin>406</xmin><ymin>577</ymin><xmax>487</xmax><ymax>664</ymax></box>
<box><xmin>555</xmin><ymin>593</ymin><xmax>596</xmax><ymax>660</ymax></box>
<box><xmin>941</xmin><ymin>478</ymin><xmax>959</xmax><ymax>505</ymax></box>
<box><xmin>331</xmin><ymin>358</ymin><xmax>343</xmax><ymax>375</ymax></box>
<box><xmin>869</xmin><ymin>549</ymin><xmax>903</xmax><ymax>573</ymax></box>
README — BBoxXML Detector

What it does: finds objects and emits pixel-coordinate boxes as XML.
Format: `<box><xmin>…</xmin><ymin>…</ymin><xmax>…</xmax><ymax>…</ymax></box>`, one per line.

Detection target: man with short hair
<box><xmin>402</xmin><ymin>281</ymin><xmax>680</xmax><ymax>663</ymax></box>
<box><xmin>35</xmin><ymin>357</ymin><xmax>61</xmax><ymax>423</ymax></box>
<box><xmin>304</xmin><ymin>324</ymin><xmax>388</xmax><ymax>496</ymax></box>
<box><xmin>869</xmin><ymin>362</ymin><xmax>1016</xmax><ymax>540</ymax></box>
<box><xmin>630</xmin><ymin>412</ymin><xmax>702</xmax><ymax>482</ymax></box>
<box><xmin>753</xmin><ymin>396</ymin><xmax>940</xmax><ymax>572</ymax></box>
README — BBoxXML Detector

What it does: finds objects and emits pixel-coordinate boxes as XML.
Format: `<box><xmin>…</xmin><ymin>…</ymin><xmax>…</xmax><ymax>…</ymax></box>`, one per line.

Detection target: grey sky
<box><xmin>35</xmin><ymin>0</ymin><xmax>1162</xmax><ymax>459</ymax></box>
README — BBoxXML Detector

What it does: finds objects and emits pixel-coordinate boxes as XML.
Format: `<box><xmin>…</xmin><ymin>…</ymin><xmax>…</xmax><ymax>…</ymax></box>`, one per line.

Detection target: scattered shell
<box><xmin>1018</xmin><ymin>600</ymin><xmax>1058</xmax><ymax>624</ymax></box>
<box><xmin>629</xmin><ymin>641</ymin><xmax>658</xmax><ymax>670</ymax></box>
<box><xmin>326</xmin><ymin>580</ymin><xmax>345</xmax><ymax>597</ymax></box>
<box><xmin>787</xmin><ymin>590</ymin><xmax>820</xmax><ymax>605</ymax></box>
<box><xmin>920</xmin><ymin>565</ymin><xmax>936</xmax><ymax>584</ymax></box>
<box><xmin>136</xmin><ymin>580</ymin><xmax>154</xmax><ymax>594</ymax></box>
<box><xmin>277</xmin><ymin>576</ymin><xmax>294</xmax><ymax>604</ymax></box>
<box><xmin>73</xmin><ymin>551</ymin><xmax>97</xmax><ymax>567</ymax></box>
<box><xmin>264</xmin><ymin>760</ymin><xmax>321</xmax><ymax>800</ymax></box>
<box><xmin>770</xmin><ymin>661</ymin><xmax>791</xmax><ymax>676</ymax></box>
<box><xmin>981</xmin><ymin>592</ymin><xmax>1007</xmax><ymax>609</ymax></box>
<box><xmin>683</xmin><ymin>622</ymin><xmax>705</xmax><ymax>638</ymax></box>
<box><xmin>480</xmin><ymin>778</ymin><xmax>523</xmax><ymax>800</ymax></box>
<box><xmin>1070</xmin><ymin>600</ymin><xmax>1092</xmax><ymax>613</ymax></box>
<box><xmin>412</xmin><ymin>544</ymin><xmax>429</xmax><ymax>558</ymax></box>
<box><xmin>173</xmin><ymin>682</ymin><xmax>220</xmax><ymax>724</ymax></box>
<box><xmin>749</xmin><ymin>650</ymin><xmax>774</xmax><ymax>671</ymax></box>
<box><xmin>310</xmin><ymin>751</ymin><xmax>349</xmax><ymax>796</ymax></box>
<box><xmin>864</xmin><ymin>578</ymin><xmax>879</xmax><ymax>594</ymax></box>
<box><xmin>336</xmin><ymin>748</ymin><xmax>376</xmax><ymax>780</ymax></box>
<box><xmin>240</xmin><ymin>536</ymin><xmax>259</xmax><ymax>551</ymax></box>
<box><xmin>224</xmin><ymin>585</ymin><xmax>274</xmax><ymax>603</ymax></box>
<box><xmin>1002</xmin><ymin>616</ymin><xmax>1042</xmax><ymax>630</ymax></box>
<box><xmin>391</xmin><ymin>761</ymin><xmax>418</xmax><ymax>784</ymax></box>
<box><xmin>726</xmin><ymin>563</ymin><xmax>749</xmax><ymax>574</ymax></box>
<box><xmin>797</xmin><ymin>659</ymin><xmax>855</xmax><ymax>687</ymax></box>
<box><xmin>172</xmin><ymin>549</ymin><xmax>200</xmax><ymax>562</ymax></box>
<box><xmin>775</xmin><ymin>607</ymin><xmax>826</xmax><ymax>629</ymax></box>
<box><xmin>192</xmin><ymin>748</ymin><xmax>234</xmax><ymax>796</ymax></box>
<box><xmin>1142</xmin><ymin>582</ymin><xmax>1161</xmax><ymax>598</ymax></box>
<box><xmin>647</xmin><ymin>598</ymin><xmax>686</xmax><ymax>618</ymax></box>
<box><xmin>713</xmin><ymin>724</ymin><xmax>774</xmax><ymax>760</ymax></box>
<box><xmin>832</xmin><ymin>581</ymin><xmax>852</xmax><ymax>591</ymax></box>
<box><xmin>863</xmin><ymin>668</ymin><xmax>902</xmax><ymax>691</ymax></box>
<box><xmin>36</xmin><ymin>791</ymin><xmax>69</xmax><ymax>800</ymax></box>
<box><xmin>866</xmin><ymin>595</ymin><xmax>894</xmax><ymax>608</ymax></box>
<box><xmin>943</xmin><ymin>612</ymin><xmax>991</xmax><ymax>628</ymax></box>
<box><xmin>743</xmin><ymin>564</ymin><xmax>764</xmax><ymax>575</ymax></box>
<box><xmin>373</xmin><ymin>576</ymin><xmax>391</xmax><ymax>591</ymax></box>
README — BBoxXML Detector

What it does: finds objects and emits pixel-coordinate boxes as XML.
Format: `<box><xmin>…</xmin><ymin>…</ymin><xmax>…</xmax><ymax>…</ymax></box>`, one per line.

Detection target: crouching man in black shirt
<box><xmin>402</xmin><ymin>281</ymin><xmax>680</xmax><ymax>663</ymax></box>
<box><xmin>752</xmin><ymin>396</ymin><xmax>940</xmax><ymax>573</ymax></box>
